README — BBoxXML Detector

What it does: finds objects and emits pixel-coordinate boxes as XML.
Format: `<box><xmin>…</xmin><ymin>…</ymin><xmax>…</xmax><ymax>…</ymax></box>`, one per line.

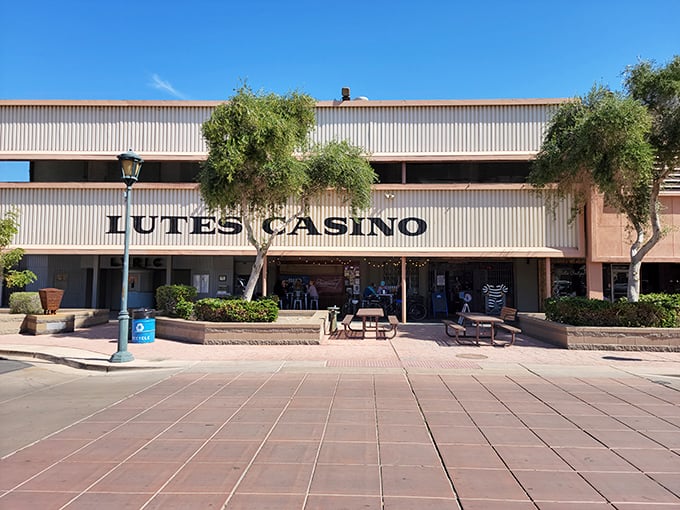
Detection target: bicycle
<box><xmin>341</xmin><ymin>294</ymin><xmax>360</xmax><ymax>317</ymax></box>
<box><xmin>393</xmin><ymin>294</ymin><xmax>427</xmax><ymax>321</ymax></box>
<box><xmin>406</xmin><ymin>295</ymin><xmax>427</xmax><ymax>321</ymax></box>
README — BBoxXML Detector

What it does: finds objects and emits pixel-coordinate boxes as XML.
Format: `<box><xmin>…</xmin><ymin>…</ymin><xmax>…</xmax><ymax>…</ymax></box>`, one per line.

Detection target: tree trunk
<box><xmin>628</xmin><ymin>255</ymin><xmax>642</xmax><ymax>303</ymax></box>
<box><xmin>626</xmin><ymin>182</ymin><xmax>664</xmax><ymax>302</ymax></box>
<box><xmin>239</xmin><ymin>204</ymin><xmax>306</xmax><ymax>302</ymax></box>
<box><xmin>242</xmin><ymin>248</ymin><xmax>265</xmax><ymax>301</ymax></box>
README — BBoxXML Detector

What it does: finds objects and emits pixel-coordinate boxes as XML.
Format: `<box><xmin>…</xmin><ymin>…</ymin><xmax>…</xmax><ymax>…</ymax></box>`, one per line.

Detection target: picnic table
<box><xmin>456</xmin><ymin>312</ymin><xmax>504</xmax><ymax>346</ymax></box>
<box><xmin>355</xmin><ymin>307</ymin><xmax>385</xmax><ymax>338</ymax></box>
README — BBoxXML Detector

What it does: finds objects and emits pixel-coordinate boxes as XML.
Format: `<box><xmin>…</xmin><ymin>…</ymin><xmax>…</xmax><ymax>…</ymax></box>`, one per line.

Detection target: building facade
<box><xmin>1</xmin><ymin>99</ymin><xmax>678</xmax><ymax>319</ymax></box>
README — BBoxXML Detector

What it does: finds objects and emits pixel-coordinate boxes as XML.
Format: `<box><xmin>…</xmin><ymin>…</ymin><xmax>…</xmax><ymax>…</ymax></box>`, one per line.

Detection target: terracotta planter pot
<box><xmin>38</xmin><ymin>288</ymin><xmax>64</xmax><ymax>315</ymax></box>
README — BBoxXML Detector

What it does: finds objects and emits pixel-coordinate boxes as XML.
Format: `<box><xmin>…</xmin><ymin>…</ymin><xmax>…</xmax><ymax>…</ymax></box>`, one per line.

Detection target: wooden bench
<box><xmin>495</xmin><ymin>322</ymin><xmax>521</xmax><ymax>346</ymax></box>
<box><xmin>500</xmin><ymin>306</ymin><xmax>518</xmax><ymax>323</ymax></box>
<box><xmin>340</xmin><ymin>314</ymin><xmax>357</xmax><ymax>337</ymax></box>
<box><xmin>384</xmin><ymin>315</ymin><xmax>399</xmax><ymax>338</ymax></box>
<box><xmin>442</xmin><ymin>319</ymin><xmax>473</xmax><ymax>345</ymax></box>
<box><xmin>493</xmin><ymin>307</ymin><xmax>520</xmax><ymax>346</ymax></box>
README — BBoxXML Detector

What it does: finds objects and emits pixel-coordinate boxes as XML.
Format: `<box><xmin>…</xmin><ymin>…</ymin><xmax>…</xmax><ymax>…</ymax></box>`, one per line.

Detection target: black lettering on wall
<box><xmin>398</xmin><ymin>217</ymin><xmax>427</xmax><ymax>236</ymax></box>
<box><xmin>191</xmin><ymin>216</ymin><xmax>216</xmax><ymax>234</ymax></box>
<box><xmin>106</xmin><ymin>215</ymin><xmax>124</xmax><ymax>234</ymax></box>
<box><xmin>288</xmin><ymin>216</ymin><xmax>321</xmax><ymax>236</ymax></box>
<box><xmin>217</xmin><ymin>216</ymin><xmax>243</xmax><ymax>235</ymax></box>
<box><xmin>323</xmin><ymin>217</ymin><xmax>348</xmax><ymax>235</ymax></box>
<box><xmin>132</xmin><ymin>216</ymin><xmax>157</xmax><ymax>234</ymax></box>
<box><xmin>367</xmin><ymin>217</ymin><xmax>396</xmax><ymax>237</ymax></box>
<box><xmin>161</xmin><ymin>216</ymin><xmax>188</xmax><ymax>234</ymax></box>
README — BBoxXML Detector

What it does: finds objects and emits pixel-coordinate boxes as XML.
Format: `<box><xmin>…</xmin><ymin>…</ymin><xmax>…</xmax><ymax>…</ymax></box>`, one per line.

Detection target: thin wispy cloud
<box><xmin>150</xmin><ymin>74</ymin><xmax>188</xmax><ymax>99</ymax></box>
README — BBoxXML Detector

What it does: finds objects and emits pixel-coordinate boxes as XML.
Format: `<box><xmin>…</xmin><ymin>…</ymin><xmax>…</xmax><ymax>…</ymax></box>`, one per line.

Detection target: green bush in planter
<box><xmin>9</xmin><ymin>292</ymin><xmax>42</xmax><ymax>314</ymax></box>
<box><xmin>194</xmin><ymin>297</ymin><xmax>279</xmax><ymax>322</ymax></box>
<box><xmin>638</xmin><ymin>293</ymin><xmax>680</xmax><ymax>327</ymax></box>
<box><xmin>544</xmin><ymin>295</ymin><xmax>677</xmax><ymax>327</ymax></box>
<box><xmin>174</xmin><ymin>299</ymin><xmax>195</xmax><ymax>320</ymax></box>
<box><xmin>156</xmin><ymin>284</ymin><xmax>197</xmax><ymax>318</ymax></box>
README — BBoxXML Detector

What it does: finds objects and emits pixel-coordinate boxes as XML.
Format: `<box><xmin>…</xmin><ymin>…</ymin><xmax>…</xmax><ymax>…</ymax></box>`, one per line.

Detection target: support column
<box><xmin>586</xmin><ymin>260</ymin><xmax>604</xmax><ymax>300</ymax></box>
<box><xmin>544</xmin><ymin>257</ymin><xmax>552</xmax><ymax>301</ymax></box>
<box><xmin>91</xmin><ymin>256</ymin><xmax>99</xmax><ymax>308</ymax></box>
<box><xmin>401</xmin><ymin>256</ymin><xmax>407</xmax><ymax>323</ymax></box>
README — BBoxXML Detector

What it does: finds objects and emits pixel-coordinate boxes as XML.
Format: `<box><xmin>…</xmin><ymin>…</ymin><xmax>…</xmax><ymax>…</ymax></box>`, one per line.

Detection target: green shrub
<box><xmin>194</xmin><ymin>297</ymin><xmax>279</xmax><ymax>322</ymax></box>
<box><xmin>544</xmin><ymin>295</ymin><xmax>679</xmax><ymax>327</ymax></box>
<box><xmin>639</xmin><ymin>293</ymin><xmax>680</xmax><ymax>327</ymax></box>
<box><xmin>155</xmin><ymin>284</ymin><xmax>197</xmax><ymax>317</ymax></box>
<box><xmin>174</xmin><ymin>299</ymin><xmax>195</xmax><ymax>320</ymax></box>
<box><xmin>9</xmin><ymin>292</ymin><xmax>42</xmax><ymax>314</ymax></box>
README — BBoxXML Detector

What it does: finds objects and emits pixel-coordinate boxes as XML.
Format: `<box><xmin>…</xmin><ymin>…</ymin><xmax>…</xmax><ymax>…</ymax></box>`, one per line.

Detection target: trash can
<box><xmin>131</xmin><ymin>308</ymin><xmax>155</xmax><ymax>343</ymax></box>
<box><xmin>327</xmin><ymin>306</ymin><xmax>340</xmax><ymax>334</ymax></box>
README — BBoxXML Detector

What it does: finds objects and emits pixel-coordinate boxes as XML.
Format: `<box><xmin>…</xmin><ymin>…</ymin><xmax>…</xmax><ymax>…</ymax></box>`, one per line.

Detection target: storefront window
<box><xmin>551</xmin><ymin>263</ymin><xmax>586</xmax><ymax>298</ymax></box>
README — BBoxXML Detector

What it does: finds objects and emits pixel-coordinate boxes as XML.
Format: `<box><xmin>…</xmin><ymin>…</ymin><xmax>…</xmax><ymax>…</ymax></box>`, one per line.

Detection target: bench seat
<box><xmin>495</xmin><ymin>322</ymin><xmax>521</xmax><ymax>346</ymax></box>
<box><xmin>340</xmin><ymin>314</ymin><xmax>357</xmax><ymax>337</ymax></box>
<box><xmin>442</xmin><ymin>319</ymin><xmax>475</xmax><ymax>345</ymax></box>
<box><xmin>384</xmin><ymin>315</ymin><xmax>399</xmax><ymax>338</ymax></box>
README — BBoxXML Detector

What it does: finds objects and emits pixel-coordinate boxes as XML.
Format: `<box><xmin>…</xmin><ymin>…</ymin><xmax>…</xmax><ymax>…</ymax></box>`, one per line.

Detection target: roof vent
<box><xmin>341</xmin><ymin>87</ymin><xmax>350</xmax><ymax>101</ymax></box>
<box><xmin>354</xmin><ymin>96</ymin><xmax>369</xmax><ymax>101</ymax></box>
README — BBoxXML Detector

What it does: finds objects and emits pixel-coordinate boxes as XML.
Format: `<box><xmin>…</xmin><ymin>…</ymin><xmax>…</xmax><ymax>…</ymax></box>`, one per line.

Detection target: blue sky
<box><xmin>1</xmin><ymin>0</ymin><xmax>678</xmax><ymax>179</ymax></box>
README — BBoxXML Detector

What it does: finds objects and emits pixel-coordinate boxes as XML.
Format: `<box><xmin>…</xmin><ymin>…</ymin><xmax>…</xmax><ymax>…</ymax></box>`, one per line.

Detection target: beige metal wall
<box><xmin>0</xmin><ymin>100</ymin><xmax>560</xmax><ymax>160</ymax></box>
<box><xmin>0</xmin><ymin>103</ymin><xmax>213</xmax><ymax>159</ymax></box>
<box><xmin>314</xmin><ymin>104</ymin><xmax>557</xmax><ymax>157</ymax></box>
<box><xmin>1</xmin><ymin>184</ymin><xmax>580</xmax><ymax>256</ymax></box>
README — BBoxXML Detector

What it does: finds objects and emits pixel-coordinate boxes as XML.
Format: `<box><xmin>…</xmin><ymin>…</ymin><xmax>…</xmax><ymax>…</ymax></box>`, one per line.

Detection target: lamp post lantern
<box><xmin>110</xmin><ymin>149</ymin><xmax>143</xmax><ymax>363</ymax></box>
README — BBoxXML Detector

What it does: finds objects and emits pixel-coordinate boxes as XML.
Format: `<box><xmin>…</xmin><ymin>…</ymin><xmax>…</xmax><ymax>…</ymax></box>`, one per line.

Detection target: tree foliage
<box><xmin>0</xmin><ymin>209</ymin><xmax>37</xmax><ymax>290</ymax></box>
<box><xmin>199</xmin><ymin>85</ymin><xmax>377</xmax><ymax>300</ymax></box>
<box><xmin>530</xmin><ymin>56</ymin><xmax>680</xmax><ymax>301</ymax></box>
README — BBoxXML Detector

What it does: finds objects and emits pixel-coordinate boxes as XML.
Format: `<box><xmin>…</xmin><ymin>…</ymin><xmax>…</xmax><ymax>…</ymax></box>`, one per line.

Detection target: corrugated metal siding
<box><xmin>1</xmin><ymin>186</ymin><xmax>578</xmax><ymax>252</ymax></box>
<box><xmin>1</xmin><ymin>103</ymin><xmax>554</xmax><ymax>158</ymax></box>
<box><xmin>0</xmin><ymin>105</ymin><xmax>213</xmax><ymax>156</ymax></box>
<box><xmin>312</xmin><ymin>105</ymin><xmax>554</xmax><ymax>155</ymax></box>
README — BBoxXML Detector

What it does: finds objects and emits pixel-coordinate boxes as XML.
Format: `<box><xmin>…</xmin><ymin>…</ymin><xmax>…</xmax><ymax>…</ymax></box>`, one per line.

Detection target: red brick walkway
<box><xmin>0</xmin><ymin>322</ymin><xmax>679</xmax><ymax>509</ymax></box>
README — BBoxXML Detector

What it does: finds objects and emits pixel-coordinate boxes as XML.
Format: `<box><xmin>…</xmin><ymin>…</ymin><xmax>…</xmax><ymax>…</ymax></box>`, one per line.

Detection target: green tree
<box><xmin>0</xmin><ymin>210</ymin><xmax>37</xmax><ymax>302</ymax></box>
<box><xmin>199</xmin><ymin>85</ymin><xmax>377</xmax><ymax>301</ymax></box>
<box><xmin>530</xmin><ymin>56</ymin><xmax>680</xmax><ymax>302</ymax></box>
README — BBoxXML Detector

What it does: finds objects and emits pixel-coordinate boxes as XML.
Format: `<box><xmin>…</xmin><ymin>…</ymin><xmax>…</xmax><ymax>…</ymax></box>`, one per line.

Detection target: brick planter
<box><xmin>519</xmin><ymin>313</ymin><xmax>680</xmax><ymax>351</ymax></box>
<box><xmin>156</xmin><ymin>310</ymin><xmax>327</xmax><ymax>345</ymax></box>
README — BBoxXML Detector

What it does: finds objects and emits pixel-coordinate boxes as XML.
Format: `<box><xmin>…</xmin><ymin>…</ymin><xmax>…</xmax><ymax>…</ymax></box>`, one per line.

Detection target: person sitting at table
<box><xmin>377</xmin><ymin>281</ymin><xmax>388</xmax><ymax>295</ymax></box>
<box><xmin>363</xmin><ymin>283</ymin><xmax>378</xmax><ymax>305</ymax></box>
<box><xmin>364</xmin><ymin>283</ymin><xmax>378</xmax><ymax>298</ymax></box>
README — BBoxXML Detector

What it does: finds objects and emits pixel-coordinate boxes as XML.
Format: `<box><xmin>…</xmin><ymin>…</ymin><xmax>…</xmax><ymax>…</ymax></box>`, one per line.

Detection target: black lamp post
<box><xmin>110</xmin><ymin>149</ymin><xmax>143</xmax><ymax>363</ymax></box>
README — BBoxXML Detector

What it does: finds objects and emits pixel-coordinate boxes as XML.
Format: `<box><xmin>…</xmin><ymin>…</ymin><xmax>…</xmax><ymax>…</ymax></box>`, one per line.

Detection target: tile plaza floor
<box><xmin>0</xmin><ymin>322</ymin><xmax>679</xmax><ymax>509</ymax></box>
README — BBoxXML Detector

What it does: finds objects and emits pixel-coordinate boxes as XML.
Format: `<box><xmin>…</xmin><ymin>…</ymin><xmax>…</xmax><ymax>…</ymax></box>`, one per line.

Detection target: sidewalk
<box><xmin>0</xmin><ymin>322</ymin><xmax>679</xmax><ymax>509</ymax></box>
<box><xmin>1</xmin><ymin>321</ymin><xmax>679</xmax><ymax>380</ymax></box>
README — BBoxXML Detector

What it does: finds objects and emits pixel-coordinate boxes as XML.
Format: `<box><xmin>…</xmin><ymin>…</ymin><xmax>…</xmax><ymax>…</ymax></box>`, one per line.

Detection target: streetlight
<box><xmin>110</xmin><ymin>149</ymin><xmax>143</xmax><ymax>363</ymax></box>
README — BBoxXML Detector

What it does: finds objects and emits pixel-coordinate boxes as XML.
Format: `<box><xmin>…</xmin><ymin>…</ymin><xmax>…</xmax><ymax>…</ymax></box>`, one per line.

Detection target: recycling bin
<box><xmin>131</xmin><ymin>308</ymin><xmax>156</xmax><ymax>343</ymax></box>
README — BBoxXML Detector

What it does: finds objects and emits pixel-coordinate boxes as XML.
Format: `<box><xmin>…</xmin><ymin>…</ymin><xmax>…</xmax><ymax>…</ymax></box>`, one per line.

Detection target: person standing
<box><xmin>307</xmin><ymin>280</ymin><xmax>319</xmax><ymax>299</ymax></box>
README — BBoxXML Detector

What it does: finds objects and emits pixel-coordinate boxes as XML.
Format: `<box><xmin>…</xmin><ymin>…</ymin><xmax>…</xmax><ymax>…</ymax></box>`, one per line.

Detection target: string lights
<box><xmin>267</xmin><ymin>257</ymin><xmax>431</xmax><ymax>268</ymax></box>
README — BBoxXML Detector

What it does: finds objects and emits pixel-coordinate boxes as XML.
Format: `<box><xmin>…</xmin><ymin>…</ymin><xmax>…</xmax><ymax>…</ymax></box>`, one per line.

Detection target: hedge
<box><xmin>545</xmin><ymin>295</ymin><xmax>680</xmax><ymax>328</ymax></box>
<box><xmin>194</xmin><ymin>297</ymin><xmax>279</xmax><ymax>322</ymax></box>
<box><xmin>155</xmin><ymin>284</ymin><xmax>197</xmax><ymax>319</ymax></box>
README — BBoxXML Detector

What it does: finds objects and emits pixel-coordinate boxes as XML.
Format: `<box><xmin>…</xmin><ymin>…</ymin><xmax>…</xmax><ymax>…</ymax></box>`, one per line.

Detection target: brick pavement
<box><xmin>0</xmin><ymin>322</ymin><xmax>679</xmax><ymax>509</ymax></box>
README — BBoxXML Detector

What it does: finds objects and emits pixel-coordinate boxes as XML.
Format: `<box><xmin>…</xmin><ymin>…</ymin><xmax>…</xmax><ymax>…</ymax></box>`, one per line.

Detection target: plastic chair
<box><xmin>293</xmin><ymin>291</ymin><xmax>303</xmax><ymax>309</ymax></box>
